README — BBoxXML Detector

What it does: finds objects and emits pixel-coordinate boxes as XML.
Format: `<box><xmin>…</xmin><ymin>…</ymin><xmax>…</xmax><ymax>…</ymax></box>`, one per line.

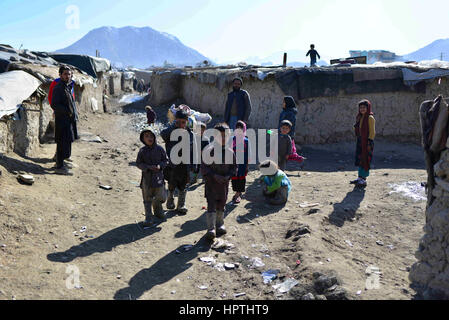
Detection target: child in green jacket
<box><xmin>260</xmin><ymin>160</ymin><xmax>291</xmax><ymax>205</ymax></box>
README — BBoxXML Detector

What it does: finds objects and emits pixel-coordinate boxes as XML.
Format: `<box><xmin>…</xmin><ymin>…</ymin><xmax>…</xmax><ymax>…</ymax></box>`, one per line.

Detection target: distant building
<box><xmin>349</xmin><ymin>50</ymin><xmax>398</xmax><ymax>64</ymax></box>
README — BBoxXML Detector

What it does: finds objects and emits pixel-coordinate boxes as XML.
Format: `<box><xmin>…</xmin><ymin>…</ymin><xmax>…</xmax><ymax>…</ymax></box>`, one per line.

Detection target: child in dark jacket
<box><xmin>161</xmin><ymin>110</ymin><xmax>195</xmax><ymax>215</ymax></box>
<box><xmin>201</xmin><ymin>123</ymin><xmax>236</xmax><ymax>241</ymax></box>
<box><xmin>278</xmin><ymin>120</ymin><xmax>293</xmax><ymax>171</ymax></box>
<box><xmin>145</xmin><ymin>106</ymin><xmax>157</xmax><ymax>126</ymax></box>
<box><xmin>136</xmin><ymin>128</ymin><xmax>169</xmax><ymax>227</ymax></box>
<box><xmin>232</xmin><ymin>120</ymin><xmax>250</xmax><ymax>204</ymax></box>
<box><xmin>192</xmin><ymin>122</ymin><xmax>210</xmax><ymax>183</ymax></box>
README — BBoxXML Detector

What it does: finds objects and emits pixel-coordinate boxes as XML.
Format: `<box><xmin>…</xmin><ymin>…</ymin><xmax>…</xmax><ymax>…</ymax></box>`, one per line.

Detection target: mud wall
<box><xmin>149</xmin><ymin>68</ymin><xmax>449</xmax><ymax>145</ymax></box>
<box><xmin>409</xmin><ymin>145</ymin><xmax>449</xmax><ymax>299</ymax></box>
<box><xmin>0</xmin><ymin>73</ymin><xmax>109</xmax><ymax>157</ymax></box>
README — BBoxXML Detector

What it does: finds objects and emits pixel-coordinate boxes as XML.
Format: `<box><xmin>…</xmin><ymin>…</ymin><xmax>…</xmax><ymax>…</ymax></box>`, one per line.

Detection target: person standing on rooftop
<box><xmin>306</xmin><ymin>44</ymin><xmax>321</xmax><ymax>67</ymax></box>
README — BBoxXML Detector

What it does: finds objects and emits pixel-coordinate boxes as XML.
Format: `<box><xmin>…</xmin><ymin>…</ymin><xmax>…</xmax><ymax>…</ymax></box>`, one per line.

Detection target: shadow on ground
<box><xmin>47</xmin><ymin>223</ymin><xmax>162</xmax><ymax>263</ymax></box>
<box><xmin>0</xmin><ymin>155</ymin><xmax>53</xmax><ymax>175</ymax></box>
<box><xmin>328</xmin><ymin>187</ymin><xmax>366</xmax><ymax>227</ymax></box>
<box><xmin>114</xmin><ymin>238</ymin><xmax>210</xmax><ymax>300</ymax></box>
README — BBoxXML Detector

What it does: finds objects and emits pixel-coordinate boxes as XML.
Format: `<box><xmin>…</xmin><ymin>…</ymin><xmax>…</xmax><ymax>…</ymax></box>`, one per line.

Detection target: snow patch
<box><xmin>119</xmin><ymin>94</ymin><xmax>144</xmax><ymax>104</ymax></box>
<box><xmin>388</xmin><ymin>182</ymin><xmax>426</xmax><ymax>202</ymax></box>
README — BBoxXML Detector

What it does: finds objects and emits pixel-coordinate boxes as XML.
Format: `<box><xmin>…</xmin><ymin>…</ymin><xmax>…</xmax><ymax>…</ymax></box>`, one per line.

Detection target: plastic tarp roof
<box><xmin>0</xmin><ymin>70</ymin><xmax>42</xmax><ymax>118</ymax></box>
<box><xmin>0</xmin><ymin>46</ymin><xmax>58</xmax><ymax>70</ymax></box>
<box><xmin>49</xmin><ymin>54</ymin><xmax>111</xmax><ymax>78</ymax></box>
<box><xmin>402</xmin><ymin>68</ymin><xmax>449</xmax><ymax>86</ymax></box>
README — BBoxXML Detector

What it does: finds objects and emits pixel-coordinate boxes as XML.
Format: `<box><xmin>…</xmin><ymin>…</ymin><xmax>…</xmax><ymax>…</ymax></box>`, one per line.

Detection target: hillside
<box><xmin>55</xmin><ymin>26</ymin><xmax>210</xmax><ymax>68</ymax></box>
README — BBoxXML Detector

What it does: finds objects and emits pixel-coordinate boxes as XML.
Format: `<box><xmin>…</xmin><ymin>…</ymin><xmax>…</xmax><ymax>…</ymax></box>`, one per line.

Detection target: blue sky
<box><xmin>1</xmin><ymin>0</ymin><xmax>449</xmax><ymax>63</ymax></box>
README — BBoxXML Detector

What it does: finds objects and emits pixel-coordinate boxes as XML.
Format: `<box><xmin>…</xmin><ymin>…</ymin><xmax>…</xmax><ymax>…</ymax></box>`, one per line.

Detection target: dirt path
<box><xmin>0</xmin><ymin>109</ymin><xmax>427</xmax><ymax>300</ymax></box>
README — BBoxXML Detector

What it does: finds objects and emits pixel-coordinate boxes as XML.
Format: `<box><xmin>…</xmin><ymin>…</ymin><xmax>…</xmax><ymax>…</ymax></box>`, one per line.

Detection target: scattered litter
<box><xmin>386</xmin><ymin>245</ymin><xmax>395</xmax><ymax>250</ymax></box>
<box><xmin>327</xmin><ymin>258</ymin><xmax>332</xmax><ymax>262</ymax></box>
<box><xmin>345</xmin><ymin>240</ymin><xmax>354</xmax><ymax>247</ymax></box>
<box><xmin>198</xmin><ymin>285</ymin><xmax>208</xmax><ymax>290</ymax></box>
<box><xmin>356</xmin><ymin>290</ymin><xmax>362</xmax><ymax>295</ymax></box>
<box><xmin>199</xmin><ymin>257</ymin><xmax>216</xmax><ymax>265</ymax></box>
<box><xmin>234</xmin><ymin>292</ymin><xmax>246</xmax><ymax>298</ymax></box>
<box><xmin>213</xmin><ymin>263</ymin><xmax>226</xmax><ymax>272</ymax></box>
<box><xmin>318</xmin><ymin>262</ymin><xmax>324</xmax><ymax>265</ymax></box>
<box><xmin>183</xmin><ymin>245</ymin><xmax>194</xmax><ymax>252</ymax></box>
<box><xmin>100</xmin><ymin>185</ymin><xmax>112</xmax><ymax>190</ymax></box>
<box><xmin>211</xmin><ymin>239</ymin><xmax>235</xmax><ymax>251</ymax></box>
<box><xmin>17</xmin><ymin>174</ymin><xmax>35</xmax><ymax>185</ymax></box>
<box><xmin>388</xmin><ymin>182</ymin><xmax>426</xmax><ymax>202</ymax></box>
<box><xmin>296</xmin><ymin>260</ymin><xmax>301</xmax><ymax>266</ymax></box>
<box><xmin>80</xmin><ymin>226</ymin><xmax>87</xmax><ymax>233</ymax></box>
<box><xmin>250</xmin><ymin>257</ymin><xmax>265</xmax><ymax>269</ymax></box>
<box><xmin>116</xmin><ymin>275</ymin><xmax>122</xmax><ymax>279</ymax></box>
<box><xmin>171</xmin><ymin>290</ymin><xmax>176</xmax><ymax>295</ymax></box>
<box><xmin>262</xmin><ymin>269</ymin><xmax>280</xmax><ymax>284</ymax></box>
<box><xmin>308</xmin><ymin>208</ymin><xmax>320</xmax><ymax>215</ymax></box>
<box><xmin>224</xmin><ymin>263</ymin><xmax>236</xmax><ymax>270</ymax></box>
<box><xmin>376</xmin><ymin>240</ymin><xmax>385</xmax><ymax>246</ymax></box>
<box><xmin>272</xmin><ymin>278</ymin><xmax>299</xmax><ymax>294</ymax></box>
<box><xmin>299</xmin><ymin>202</ymin><xmax>320</xmax><ymax>208</ymax></box>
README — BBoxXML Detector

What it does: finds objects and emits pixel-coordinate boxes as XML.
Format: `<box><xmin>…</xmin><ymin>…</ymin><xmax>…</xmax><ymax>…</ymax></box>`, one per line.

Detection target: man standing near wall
<box><xmin>49</xmin><ymin>69</ymin><xmax>79</xmax><ymax>141</ymax></box>
<box><xmin>224</xmin><ymin>77</ymin><xmax>252</xmax><ymax>130</ymax></box>
<box><xmin>50</xmin><ymin>65</ymin><xmax>76</xmax><ymax>175</ymax></box>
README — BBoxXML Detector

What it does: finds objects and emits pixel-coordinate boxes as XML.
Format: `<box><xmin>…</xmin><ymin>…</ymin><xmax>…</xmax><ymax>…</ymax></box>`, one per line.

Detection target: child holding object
<box><xmin>136</xmin><ymin>128</ymin><xmax>169</xmax><ymax>227</ymax></box>
<box><xmin>201</xmin><ymin>123</ymin><xmax>236</xmax><ymax>240</ymax></box>
<box><xmin>260</xmin><ymin>160</ymin><xmax>291</xmax><ymax>206</ymax></box>
<box><xmin>351</xmin><ymin>99</ymin><xmax>376</xmax><ymax>187</ymax></box>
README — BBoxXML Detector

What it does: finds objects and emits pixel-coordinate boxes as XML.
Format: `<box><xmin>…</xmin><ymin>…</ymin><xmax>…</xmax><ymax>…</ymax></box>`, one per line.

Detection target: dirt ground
<box><xmin>0</xmin><ymin>104</ymin><xmax>428</xmax><ymax>300</ymax></box>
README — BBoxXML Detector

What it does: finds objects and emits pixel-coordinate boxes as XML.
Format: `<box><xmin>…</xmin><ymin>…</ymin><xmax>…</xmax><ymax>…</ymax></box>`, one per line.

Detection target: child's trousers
<box><xmin>263</xmin><ymin>185</ymin><xmax>289</xmax><ymax>205</ymax></box>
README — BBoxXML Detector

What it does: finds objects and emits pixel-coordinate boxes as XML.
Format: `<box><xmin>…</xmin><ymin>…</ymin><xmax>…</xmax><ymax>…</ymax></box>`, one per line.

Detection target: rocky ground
<box><xmin>0</xmin><ymin>103</ymin><xmax>428</xmax><ymax>300</ymax></box>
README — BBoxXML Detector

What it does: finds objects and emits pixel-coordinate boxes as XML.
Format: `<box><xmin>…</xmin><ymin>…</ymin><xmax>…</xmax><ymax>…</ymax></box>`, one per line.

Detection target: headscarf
<box><xmin>283</xmin><ymin>96</ymin><xmax>297</xmax><ymax>110</ymax></box>
<box><xmin>233</xmin><ymin>120</ymin><xmax>247</xmax><ymax>149</ymax></box>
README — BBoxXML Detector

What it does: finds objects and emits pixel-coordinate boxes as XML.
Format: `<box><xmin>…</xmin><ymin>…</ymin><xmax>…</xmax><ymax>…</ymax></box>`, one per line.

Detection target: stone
<box><xmin>325</xmin><ymin>286</ymin><xmax>348</xmax><ymax>300</ymax></box>
<box><xmin>314</xmin><ymin>275</ymin><xmax>339</xmax><ymax>294</ymax></box>
<box><xmin>301</xmin><ymin>293</ymin><xmax>315</xmax><ymax>300</ymax></box>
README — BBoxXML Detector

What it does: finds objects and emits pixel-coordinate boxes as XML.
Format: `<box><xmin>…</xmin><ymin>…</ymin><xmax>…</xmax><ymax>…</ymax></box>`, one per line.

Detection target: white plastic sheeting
<box><xmin>0</xmin><ymin>70</ymin><xmax>41</xmax><ymax>118</ymax></box>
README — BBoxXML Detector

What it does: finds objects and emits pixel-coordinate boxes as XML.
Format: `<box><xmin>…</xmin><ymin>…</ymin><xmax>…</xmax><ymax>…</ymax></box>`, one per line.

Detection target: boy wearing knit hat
<box><xmin>161</xmin><ymin>109</ymin><xmax>195</xmax><ymax>215</ymax></box>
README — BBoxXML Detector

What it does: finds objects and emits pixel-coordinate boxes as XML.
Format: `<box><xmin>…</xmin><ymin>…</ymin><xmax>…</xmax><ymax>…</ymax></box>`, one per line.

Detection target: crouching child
<box><xmin>201</xmin><ymin>123</ymin><xmax>236</xmax><ymax>241</ymax></box>
<box><xmin>136</xmin><ymin>128</ymin><xmax>169</xmax><ymax>227</ymax></box>
<box><xmin>260</xmin><ymin>160</ymin><xmax>291</xmax><ymax>205</ymax></box>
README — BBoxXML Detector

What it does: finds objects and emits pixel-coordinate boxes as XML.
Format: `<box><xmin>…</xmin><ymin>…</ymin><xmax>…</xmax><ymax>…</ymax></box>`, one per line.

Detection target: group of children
<box><xmin>136</xmin><ymin>96</ymin><xmax>375</xmax><ymax>240</ymax></box>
